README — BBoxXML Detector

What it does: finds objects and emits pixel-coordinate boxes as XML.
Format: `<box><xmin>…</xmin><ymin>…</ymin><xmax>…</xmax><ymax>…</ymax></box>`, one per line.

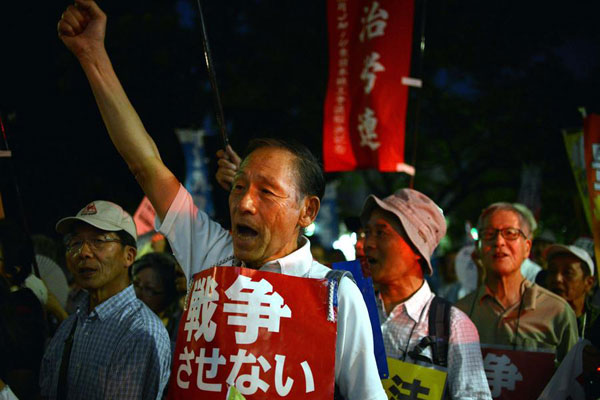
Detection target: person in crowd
<box><xmin>538</xmin><ymin>310</ymin><xmax>600</xmax><ymax>399</ymax></box>
<box><xmin>32</xmin><ymin>235</ymin><xmax>70</xmax><ymax>330</ymax></box>
<box><xmin>545</xmin><ymin>244</ymin><xmax>599</xmax><ymax>339</ymax></box>
<box><xmin>456</xmin><ymin>202</ymin><xmax>578</xmax><ymax>362</ymax></box>
<box><xmin>131</xmin><ymin>252</ymin><xmax>183</xmax><ymax>350</ymax></box>
<box><xmin>39</xmin><ymin>200</ymin><xmax>171</xmax><ymax>399</ymax></box>
<box><xmin>512</xmin><ymin>203</ymin><xmax>543</xmax><ymax>282</ymax></box>
<box><xmin>0</xmin><ymin>223</ymin><xmax>47</xmax><ymax>400</ymax></box>
<box><xmin>361</xmin><ymin>189</ymin><xmax>491</xmax><ymax>399</ymax></box>
<box><xmin>57</xmin><ymin>2</ymin><xmax>386</xmax><ymax>398</ymax></box>
<box><xmin>531</xmin><ymin>228</ymin><xmax>556</xmax><ymax>267</ymax></box>
<box><xmin>451</xmin><ymin>244</ymin><xmax>481</xmax><ymax>301</ymax></box>
<box><xmin>533</xmin><ymin>229</ymin><xmax>558</xmax><ymax>287</ymax></box>
<box><xmin>1</xmin><ymin>220</ymin><xmax>69</xmax><ymax>334</ymax></box>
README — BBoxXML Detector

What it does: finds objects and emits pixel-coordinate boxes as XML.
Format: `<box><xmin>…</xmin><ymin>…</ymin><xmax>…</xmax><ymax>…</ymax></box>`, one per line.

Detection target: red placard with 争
<box><xmin>167</xmin><ymin>266</ymin><xmax>337</xmax><ymax>399</ymax></box>
<box><xmin>481</xmin><ymin>345</ymin><xmax>555</xmax><ymax>399</ymax></box>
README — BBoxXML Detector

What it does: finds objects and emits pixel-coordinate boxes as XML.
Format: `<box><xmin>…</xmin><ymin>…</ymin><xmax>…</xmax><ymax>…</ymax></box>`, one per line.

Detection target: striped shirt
<box><xmin>378</xmin><ymin>281</ymin><xmax>492</xmax><ymax>399</ymax></box>
<box><xmin>40</xmin><ymin>285</ymin><xmax>171</xmax><ymax>400</ymax></box>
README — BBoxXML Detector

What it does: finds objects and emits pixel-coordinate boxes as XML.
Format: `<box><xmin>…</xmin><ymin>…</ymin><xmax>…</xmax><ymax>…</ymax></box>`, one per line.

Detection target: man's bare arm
<box><xmin>58</xmin><ymin>0</ymin><xmax>178</xmax><ymax>220</ymax></box>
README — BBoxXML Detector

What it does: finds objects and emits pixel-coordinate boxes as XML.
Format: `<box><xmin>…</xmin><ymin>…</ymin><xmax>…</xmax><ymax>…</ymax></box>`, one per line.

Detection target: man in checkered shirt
<box><xmin>361</xmin><ymin>189</ymin><xmax>492</xmax><ymax>399</ymax></box>
<box><xmin>39</xmin><ymin>201</ymin><xmax>171</xmax><ymax>399</ymax></box>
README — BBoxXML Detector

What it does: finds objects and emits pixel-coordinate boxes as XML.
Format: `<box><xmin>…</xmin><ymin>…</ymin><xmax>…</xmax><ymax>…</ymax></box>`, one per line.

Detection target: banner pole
<box><xmin>408</xmin><ymin>0</ymin><xmax>428</xmax><ymax>189</ymax></box>
<box><xmin>195</xmin><ymin>0</ymin><xmax>230</xmax><ymax>149</ymax></box>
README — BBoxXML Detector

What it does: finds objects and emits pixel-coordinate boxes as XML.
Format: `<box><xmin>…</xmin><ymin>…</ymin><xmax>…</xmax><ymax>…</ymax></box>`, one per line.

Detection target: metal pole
<box><xmin>196</xmin><ymin>0</ymin><xmax>230</xmax><ymax>148</ymax></box>
<box><xmin>408</xmin><ymin>0</ymin><xmax>428</xmax><ymax>189</ymax></box>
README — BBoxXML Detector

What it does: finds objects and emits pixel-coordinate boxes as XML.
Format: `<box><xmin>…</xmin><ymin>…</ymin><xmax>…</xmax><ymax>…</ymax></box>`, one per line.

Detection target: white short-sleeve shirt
<box><xmin>157</xmin><ymin>184</ymin><xmax>387</xmax><ymax>400</ymax></box>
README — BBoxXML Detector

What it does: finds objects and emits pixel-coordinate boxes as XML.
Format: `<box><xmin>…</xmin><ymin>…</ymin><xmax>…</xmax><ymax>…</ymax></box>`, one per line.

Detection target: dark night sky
<box><xmin>1</xmin><ymin>1</ymin><xmax>600</xmax><ymax>244</ymax></box>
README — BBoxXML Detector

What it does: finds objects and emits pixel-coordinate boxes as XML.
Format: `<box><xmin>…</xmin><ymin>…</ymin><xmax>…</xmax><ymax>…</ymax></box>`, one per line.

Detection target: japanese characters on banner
<box><xmin>323</xmin><ymin>0</ymin><xmax>416</xmax><ymax>173</ymax></box>
<box><xmin>381</xmin><ymin>357</ymin><xmax>446</xmax><ymax>400</ymax></box>
<box><xmin>583</xmin><ymin>114</ymin><xmax>600</xmax><ymax>279</ymax></box>
<box><xmin>480</xmin><ymin>346</ymin><xmax>555</xmax><ymax>399</ymax></box>
<box><xmin>167</xmin><ymin>267</ymin><xmax>336</xmax><ymax>399</ymax></box>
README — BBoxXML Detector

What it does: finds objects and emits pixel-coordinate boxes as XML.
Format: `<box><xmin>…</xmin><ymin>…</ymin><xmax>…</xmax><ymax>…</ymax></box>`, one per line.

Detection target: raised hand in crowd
<box><xmin>215</xmin><ymin>145</ymin><xmax>241</xmax><ymax>191</ymax></box>
<box><xmin>57</xmin><ymin>0</ymin><xmax>180</xmax><ymax>221</ymax></box>
<box><xmin>57</xmin><ymin>0</ymin><xmax>106</xmax><ymax>61</ymax></box>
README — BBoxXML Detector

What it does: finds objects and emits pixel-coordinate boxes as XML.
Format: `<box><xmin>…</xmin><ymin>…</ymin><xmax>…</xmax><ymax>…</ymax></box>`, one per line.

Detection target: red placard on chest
<box><xmin>167</xmin><ymin>266</ymin><xmax>337</xmax><ymax>399</ymax></box>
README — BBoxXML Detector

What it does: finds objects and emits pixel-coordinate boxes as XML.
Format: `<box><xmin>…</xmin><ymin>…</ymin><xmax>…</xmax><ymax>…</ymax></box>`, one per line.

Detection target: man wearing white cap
<box><xmin>39</xmin><ymin>201</ymin><xmax>171</xmax><ymax>400</ymax></box>
<box><xmin>361</xmin><ymin>189</ymin><xmax>491</xmax><ymax>399</ymax></box>
<box><xmin>546</xmin><ymin>244</ymin><xmax>599</xmax><ymax>339</ymax></box>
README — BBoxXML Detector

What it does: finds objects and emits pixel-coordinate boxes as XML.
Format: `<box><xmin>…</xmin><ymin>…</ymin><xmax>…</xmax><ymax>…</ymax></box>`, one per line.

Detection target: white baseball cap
<box><xmin>545</xmin><ymin>244</ymin><xmax>595</xmax><ymax>277</ymax></box>
<box><xmin>56</xmin><ymin>200</ymin><xmax>137</xmax><ymax>242</ymax></box>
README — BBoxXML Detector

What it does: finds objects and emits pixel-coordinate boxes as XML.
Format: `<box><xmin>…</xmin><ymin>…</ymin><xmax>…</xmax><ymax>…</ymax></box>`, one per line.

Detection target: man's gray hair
<box><xmin>476</xmin><ymin>202</ymin><xmax>533</xmax><ymax>238</ymax></box>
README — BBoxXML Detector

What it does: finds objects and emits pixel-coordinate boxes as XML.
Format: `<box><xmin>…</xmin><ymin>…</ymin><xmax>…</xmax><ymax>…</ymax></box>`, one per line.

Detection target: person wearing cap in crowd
<box><xmin>545</xmin><ymin>244</ymin><xmax>599</xmax><ymax>339</ymax></box>
<box><xmin>361</xmin><ymin>189</ymin><xmax>491</xmax><ymax>399</ymax></box>
<box><xmin>456</xmin><ymin>202</ymin><xmax>578</xmax><ymax>363</ymax></box>
<box><xmin>39</xmin><ymin>201</ymin><xmax>171</xmax><ymax>400</ymax></box>
<box><xmin>56</xmin><ymin>3</ymin><xmax>387</xmax><ymax>398</ymax></box>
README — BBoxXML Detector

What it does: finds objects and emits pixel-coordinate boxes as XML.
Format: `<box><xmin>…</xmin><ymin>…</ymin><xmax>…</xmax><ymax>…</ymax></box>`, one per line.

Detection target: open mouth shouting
<box><xmin>76</xmin><ymin>265</ymin><xmax>98</xmax><ymax>280</ymax></box>
<box><xmin>233</xmin><ymin>223</ymin><xmax>260</xmax><ymax>248</ymax></box>
<box><xmin>548</xmin><ymin>286</ymin><xmax>564</xmax><ymax>296</ymax></box>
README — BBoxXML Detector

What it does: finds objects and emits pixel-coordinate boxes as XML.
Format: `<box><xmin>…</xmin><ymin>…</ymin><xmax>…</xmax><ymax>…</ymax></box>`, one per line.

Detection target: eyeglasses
<box><xmin>65</xmin><ymin>236</ymin><xmax>122</xmax><ymax>253</ymax></box>
<box><xmin>480</xmin><ymin>227</ymin><xmax>527</xmax><ymax>242</ymax></box>
<box><xmin>133</xmin><ymin>283</ymin><xmax>165</xmax><ymax>297</ymax></box>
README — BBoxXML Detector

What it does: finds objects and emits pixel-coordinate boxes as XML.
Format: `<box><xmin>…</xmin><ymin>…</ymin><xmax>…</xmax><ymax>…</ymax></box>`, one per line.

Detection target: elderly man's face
<box><xmin>229</xmin><ymin>147</ymin><xmax>312</xmax><ymax>268</ymax></box>
<box><xmin>65</xmin><ymin>224</ymin><xmax>135</xmax><ymax>294</ymax></box>
<box><xmin>478</xmin><ymin>210</ymin><xmax>531</xmax><ymax>278</ymax></box>
<box><xmin>547</xmin><ymin>253</ymin><xmax>594</xmax><ymax>309</ymax></box>
<box><xmin>364</xmin><ymin>208</ymin><xmax>422</xmax><ymax>285</ymax></box>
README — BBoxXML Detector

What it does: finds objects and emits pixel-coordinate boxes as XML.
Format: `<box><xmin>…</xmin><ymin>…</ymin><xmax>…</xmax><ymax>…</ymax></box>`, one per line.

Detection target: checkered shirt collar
<box><xmin>76</xmin><ymin>285</ymin><xmax>138</xmax><ymax>321</ymax></box>
<box><xmin>383</xmin><ymin>280</ymin><xmax>432</xmax><ymax>323</ymax></box>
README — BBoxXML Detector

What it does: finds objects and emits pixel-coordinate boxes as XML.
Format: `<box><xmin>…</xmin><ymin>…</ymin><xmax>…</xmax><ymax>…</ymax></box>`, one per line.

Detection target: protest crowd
<box><xmin>1</xmin><ymin>0</ymin><xmax>600</xmax><ymax>399</ymax></box>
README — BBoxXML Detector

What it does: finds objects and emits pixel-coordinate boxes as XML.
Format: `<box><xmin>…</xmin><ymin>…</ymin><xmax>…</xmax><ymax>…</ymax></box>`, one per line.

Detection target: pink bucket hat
<box><xmin>360</xmin><ymin>189</ymin><xmax>446</xmax><ymax>275</ymax></box>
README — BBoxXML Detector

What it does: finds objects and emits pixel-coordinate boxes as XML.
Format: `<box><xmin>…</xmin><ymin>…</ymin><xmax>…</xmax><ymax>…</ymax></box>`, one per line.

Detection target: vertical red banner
<box><xmin>323</xmin><ymin>0</ymin><xmax>416</xmax><ymax>173</ymax></box>
<box><xmin>583</xmin><ymin>113</ymin><xmax>600</xmax><ymax>280</ymax></box>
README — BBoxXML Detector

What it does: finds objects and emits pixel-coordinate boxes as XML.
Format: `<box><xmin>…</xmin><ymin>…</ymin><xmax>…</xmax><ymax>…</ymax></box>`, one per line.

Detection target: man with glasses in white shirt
<box><xmin>39</xmin><ymin>201</ymin><xmax>171</xmax><ymax>400</ymax></box>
